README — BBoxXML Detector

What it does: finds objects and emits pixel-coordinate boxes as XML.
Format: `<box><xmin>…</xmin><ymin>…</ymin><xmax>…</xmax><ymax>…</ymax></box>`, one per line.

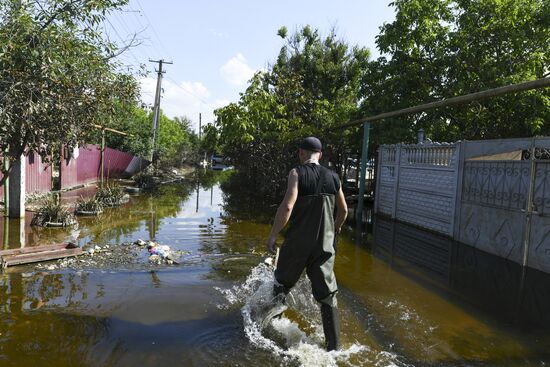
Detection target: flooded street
<box><xmin>1</xmin><ymin>176</ymin><xmax>550</xmax><ymax>366</ymax></box>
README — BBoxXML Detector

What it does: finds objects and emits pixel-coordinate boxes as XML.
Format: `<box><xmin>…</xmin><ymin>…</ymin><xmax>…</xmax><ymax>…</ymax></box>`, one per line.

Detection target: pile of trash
<box><xmin>25</xmin><ymin>239</ymin><xmax>190</xmax><ymax>272</ymax></box>
<box><xmin>35</xmin><ymin>243</ymin><xmax>142</xmax><ymax>271</ymax></box>
<box><xmin>133</xmin><ymin>239</ymin><xmax>180</xmax><ymax>265</ymax></box>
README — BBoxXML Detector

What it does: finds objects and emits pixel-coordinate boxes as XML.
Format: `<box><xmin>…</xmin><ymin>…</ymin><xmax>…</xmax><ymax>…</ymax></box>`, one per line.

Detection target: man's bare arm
<box><xmin>334</xmin><ymin>187</ymin><xmax>348</xmax><ymax>233</ymax></box>
<box><xmin>266</xmin><ymin>169</ymin><xmax>299</xmax><ymax>253</ymax></box>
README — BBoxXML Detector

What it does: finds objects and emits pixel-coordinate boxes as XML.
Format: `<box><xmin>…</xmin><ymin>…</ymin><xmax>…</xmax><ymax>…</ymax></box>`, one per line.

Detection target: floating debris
<box><xmin>146</xmin><ymin>242</ymin><xmax>178</xmax><ymax>265</ymax></box>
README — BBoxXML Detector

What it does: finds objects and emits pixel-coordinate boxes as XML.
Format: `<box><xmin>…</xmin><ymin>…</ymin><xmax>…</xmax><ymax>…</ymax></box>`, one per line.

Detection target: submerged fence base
<box><xmin>375</xmin><ymin>137</ymin><xmax>550</xmax><ymax>274</ymax></box>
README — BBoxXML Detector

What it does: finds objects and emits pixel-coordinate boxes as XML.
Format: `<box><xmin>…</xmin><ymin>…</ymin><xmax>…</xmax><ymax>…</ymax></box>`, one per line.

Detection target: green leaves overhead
<box><xmin>212</xmin><ymin>1</ymin><xmax>548</xmax><ymax>204</ymax></box>
<box><xmin>363</xmin><ymin>0</ymin><xmax>549</xmax><ymax>146</ymax></box>
<box><xmin>0</xmin><ymin>0</ymin><xmax>139</xmax><ymax>182</ymax></box>
<box><xmin>214</xmin><ymin>26</ymin><xmax>370</xmax><ymax>204</ymax></box>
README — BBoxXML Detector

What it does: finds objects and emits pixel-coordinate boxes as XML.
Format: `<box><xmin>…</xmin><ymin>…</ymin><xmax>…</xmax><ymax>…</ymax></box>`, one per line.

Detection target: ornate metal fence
<box><xmin>376</xmin><ymin>137</ymin><xmax>550</xmax><ymax>274</ymax></box>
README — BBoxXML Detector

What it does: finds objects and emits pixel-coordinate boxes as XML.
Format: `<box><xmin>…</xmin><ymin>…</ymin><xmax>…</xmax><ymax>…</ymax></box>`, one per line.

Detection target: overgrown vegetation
<box><xmin>209</xmin><ymin>0</ymin><xmax>549</xmax><ymax>206</ymax></box>
<box><xmin>132</xmin><ymin>171</ymin><xmax>157</xmax><ymax>189</ymax></box>
<box><xmin>211</xmin><ymin>25</ymin><xmax>369</xmax><ymax>204</ymax></box>
<box><xmin>75</xmin><ymin>196</ymin><xmax>103</xmax><ymax>214</ymax></box>
<box><xmin>0</xmin><ymin>0</ymin><xmax>139</xmax><ymax>187</ymax></box>
<box><xmin>99</xmin><ymin>107</ymin><xmax>199</xmax><ymax>167</ymax></box>
<box><xmin>362</xmin><ymin>0</ymin><xmax>550</xmax><ymax>150</ymax></box>
<box><xmin>31</xmin><ymin>194</ymin><xmax>75</xmax><ymax>227</ymax></box>
<box><xmin>95</xmin><ymin>184</ymin><xmax>127</xmax><ymax>207</ymax></box>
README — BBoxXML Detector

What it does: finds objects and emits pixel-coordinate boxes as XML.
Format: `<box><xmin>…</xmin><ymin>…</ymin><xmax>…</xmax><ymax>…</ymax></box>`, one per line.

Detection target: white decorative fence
<box><xmin>375</xmin><ymin>137</ymin><xmax>550</xmax><ymax>274</ymax></box>
<box><xmin>375</xmin><ymin>143</ymin><xmax>460</xmax><ymax>236</ymax></box>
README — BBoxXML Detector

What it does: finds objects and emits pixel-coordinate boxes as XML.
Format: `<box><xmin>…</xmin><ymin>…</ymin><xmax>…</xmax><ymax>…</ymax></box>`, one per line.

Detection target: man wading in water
<box><xmin>265</xmin><ymin>136</ymin><xmax>348</xmax><ymax>351</ymax></box>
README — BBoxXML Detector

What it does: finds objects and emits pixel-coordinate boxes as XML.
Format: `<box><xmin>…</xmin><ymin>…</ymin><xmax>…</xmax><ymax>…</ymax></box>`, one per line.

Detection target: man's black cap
<box><xmin>299</xmin><ymin>136</ymin><xmax>322</xmax><ymax>152</ymax></box>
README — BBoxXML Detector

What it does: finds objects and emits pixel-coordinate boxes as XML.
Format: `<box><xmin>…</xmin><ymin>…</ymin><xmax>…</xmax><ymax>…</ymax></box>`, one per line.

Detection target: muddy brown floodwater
<box><xmin>0</xmin><ymin>177</ymin><xmax>549</xmax><ymax>367</ymax></box>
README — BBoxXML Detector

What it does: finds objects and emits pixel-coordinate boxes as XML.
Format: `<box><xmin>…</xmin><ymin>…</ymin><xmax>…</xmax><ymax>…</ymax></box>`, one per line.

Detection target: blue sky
<box><xmin>106</xmin><ymin>1</ymin><xmax>396</xmax><ymax>132</ymax></box>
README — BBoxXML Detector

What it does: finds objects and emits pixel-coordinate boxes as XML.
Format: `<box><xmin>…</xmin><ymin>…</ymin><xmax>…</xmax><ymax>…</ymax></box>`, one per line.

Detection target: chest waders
<box><xmin>274</xmin><ymin>167</ymin><xmax>340</xmax><ymax>351</ymax></box>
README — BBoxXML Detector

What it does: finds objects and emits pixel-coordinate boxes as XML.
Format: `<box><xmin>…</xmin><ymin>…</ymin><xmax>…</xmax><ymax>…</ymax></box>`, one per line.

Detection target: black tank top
<box><xmin>296</xmin><ymin>163</ymin><xmax>340</xmax><ymax>197</ymax></box>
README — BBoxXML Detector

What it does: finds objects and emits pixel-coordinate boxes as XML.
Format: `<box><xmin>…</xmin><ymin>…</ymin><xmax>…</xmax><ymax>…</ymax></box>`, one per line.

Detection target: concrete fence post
<box><xmin>452</xmin><ymin>141</ymin><xmax>466</xmax><ymax>239</ymax></box>
<box><xmin>391</xmin><ymin>144</ymin><xmax>402</xmax><ymax>219</ymax></box>
<box><xmin>8</xmin><ymin>155</ymin><xmax>25</xmax><ymax>218</ymax></box>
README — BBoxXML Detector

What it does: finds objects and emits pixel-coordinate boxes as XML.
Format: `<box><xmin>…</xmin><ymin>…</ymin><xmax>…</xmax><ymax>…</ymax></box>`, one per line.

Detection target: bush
<box><xmin>132</xmin><ymin>171</ymin><xmax>156</xmax><ymax>189</ymax></box>
<box><xmin>95</xmin><ymin>183</ymin><xmax>127</xmax><ymax>206</ymax></box>
<box><xmin>31</xmin><ymin>194</ymin><xmax>75</xmax><ymax>227</ymax></box>
<box><xmin>75</xmin><ymin>196</ymin><xmax>103</xmax><ymax>213</ymax></box>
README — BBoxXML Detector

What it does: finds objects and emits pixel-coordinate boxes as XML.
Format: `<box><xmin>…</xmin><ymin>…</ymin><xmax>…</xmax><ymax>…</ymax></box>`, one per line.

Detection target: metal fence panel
<box><xmin>376</xmin><ymin>143</ymin><xmax>459</xmax><ymax>236</ymax></box>
<box><xmin>528</xmin><ymin>161</ymin><xmax>550</xmax><ymax>273</ymax></box>
<box><xmin>102</xmin><ymin>147</ymin><xmax>134</xmax><ymax>179</ymax></box>
<box><xmin>25</xmin><ymin>152</ymin><xmax>52</xmax><ymax>193</ymax></box>
<box><xmin>376</xmin><ymin>145</ymin><xmax>399</xmax><ymax>217</ymax></box>
<box><xmin>1</xmin><ymin>153</ymin><xmax>52</xmax><ymax>197</ymax></box>
<box><xmin>60</xmin><ymin>145</ymin><xmax>79</xmax><ymax>190</ymax></box>
<box><xmin>75</xmin><ymin>145</ymin><xmax>101</xmax><ymax>186</ymax></box>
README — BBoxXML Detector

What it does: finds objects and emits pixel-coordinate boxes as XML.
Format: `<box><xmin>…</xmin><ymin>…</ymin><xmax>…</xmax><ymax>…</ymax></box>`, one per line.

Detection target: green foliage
<box><xmin>102</xmin><ymin>104</ymin><xmax>152</xmax><ymax>159</ymax></box>
<box><xmin>157</xmin><ymin>113</ymin><xmax>193</xmax><ymax>166</ymax></box>
<box><xmin>95</xmin><ymin>183</ymin><xmax>126</xmax><ymax>207</ymax></box>
<box><xmin>277</xmin><ymin>26</ymin><xmax>288</xmax><ymax>39</ymax></box>
<box><xmin>202</xmin><ymin>2</ymin><xmax>550</xmax><ymax>207</ymax></box>
<box><xmin>361</xmin><ymin>0</ymin><xmax>550</xmax><ymax>149</ymax></box>
<box><xmin>0</xmin><ymin>0</ymin><xmax>139</xmax><ymax>185</ymax></box>
<box><xmin>101</xmin><ymin>105</ymin><xmax>198</xmax><ymax>167</ymax></box>
<box><xmin>31</xmin><ymin>194</ymin><xmax>75</xmax><ymax>227</ymax></box>
<box><xmin>76</xmin><ymin>196</ymin><xmax>103</xmax><ymax>213</ymax></box>
<box><xmin>200</xmin><ymin>123</ymin><xmax>220</xmax><ymax>155</ymax></box>
<box><xmin>214</xmin><ymin>26</ymin><xmax>370</xmax><ymax>204</ymax></box>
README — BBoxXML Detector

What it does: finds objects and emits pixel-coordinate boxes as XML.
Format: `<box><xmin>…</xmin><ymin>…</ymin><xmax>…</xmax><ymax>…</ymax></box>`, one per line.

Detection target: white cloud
<box><xmin>139</xmin><ymin>77</ymin><xmax>221</xmax><ymax>133</ymax></box>
<box><xmin>220</xmin><ymin>53</ymin><xmax>255</xmax><ymax>86</ymax></box>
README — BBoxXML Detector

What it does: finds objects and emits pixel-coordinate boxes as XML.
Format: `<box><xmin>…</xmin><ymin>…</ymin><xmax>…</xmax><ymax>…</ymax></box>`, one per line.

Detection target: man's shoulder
<box><xmin>321</xmin><ymin>165</ymin><xmax>339</xmax><ymax>179</ymax></box>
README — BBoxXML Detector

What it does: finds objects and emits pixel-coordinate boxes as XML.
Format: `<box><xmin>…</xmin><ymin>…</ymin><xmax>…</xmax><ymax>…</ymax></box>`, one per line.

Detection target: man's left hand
<box><xmin>267</xmin><ymin>236</ymin><xmax>278</xmax><ymax>254</ymax></box>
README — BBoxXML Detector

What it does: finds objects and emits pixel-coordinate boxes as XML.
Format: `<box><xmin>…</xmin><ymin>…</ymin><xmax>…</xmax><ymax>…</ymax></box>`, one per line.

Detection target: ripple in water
<box><xmin>216</xmin><ymin>261</ymin><xmax>372</xmax><ymax>367</ymax></box>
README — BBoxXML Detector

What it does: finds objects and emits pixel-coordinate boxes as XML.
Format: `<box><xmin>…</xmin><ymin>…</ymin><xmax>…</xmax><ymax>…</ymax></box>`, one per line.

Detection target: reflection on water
<box><xmin>372</xmin><ymin>216</ymin><xmax>550</xmax><ymax>328</ymax></box>
<box><xmin>0</xmin><ymin>175</ymin><xmax>549</xmax><ymax>366</ymax></box>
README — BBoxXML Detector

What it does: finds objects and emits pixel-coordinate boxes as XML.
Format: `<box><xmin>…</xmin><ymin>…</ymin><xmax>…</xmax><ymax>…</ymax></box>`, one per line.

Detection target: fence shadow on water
<box><xmin>372</xmin><ymin>215</ymin><xmax>550</xmax><ymax>329</ymax></box>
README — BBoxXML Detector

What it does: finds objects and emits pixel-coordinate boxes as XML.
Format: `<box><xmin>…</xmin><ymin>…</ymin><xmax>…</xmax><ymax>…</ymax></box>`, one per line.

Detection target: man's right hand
<box><xmin>267</xmin><ymin>236</ymin><xmax>278</xmax><ymax>254</ymax></box>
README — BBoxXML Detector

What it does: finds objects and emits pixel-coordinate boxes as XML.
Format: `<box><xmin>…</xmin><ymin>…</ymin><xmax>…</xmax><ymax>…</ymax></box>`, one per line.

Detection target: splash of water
<box><xmin>216</xmin><ymin>262</ymin><xmax>371</xmax><ymax>367</ymax></box>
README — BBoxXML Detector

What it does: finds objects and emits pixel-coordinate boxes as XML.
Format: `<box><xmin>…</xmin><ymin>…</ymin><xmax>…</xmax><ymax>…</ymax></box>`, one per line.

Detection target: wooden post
<box><xmin>2</xmin><ymin>216</ymin><xmax>8</xmax><ymax>250</ymax></box>
<box><xmin>100</xmin><ymin>128</ymin><xmax>105</xmax><ymax>186</ymax></box>
<box><xmin>3</xmin><ymin>157</ymin><xmax>9</xmax><ymax>218</ymax></box>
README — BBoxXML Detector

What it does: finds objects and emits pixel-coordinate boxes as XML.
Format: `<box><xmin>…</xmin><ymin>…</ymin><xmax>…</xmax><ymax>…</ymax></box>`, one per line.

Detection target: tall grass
<box><xmin>31</xmin><ymin>194</ymin><xmax>75</xmax><ymax>227</ymax></box>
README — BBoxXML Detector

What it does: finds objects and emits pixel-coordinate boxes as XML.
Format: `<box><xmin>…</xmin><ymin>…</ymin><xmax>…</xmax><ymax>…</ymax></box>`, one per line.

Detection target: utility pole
<box><xmin>149</xmin><ymin>59</ymin><xmax>173</xmax><ymax>164</ymax></box>
<box><xmin>198</xmin><ymin>113</ymin><xmax>202</xmax><ymax>140</ymax></box>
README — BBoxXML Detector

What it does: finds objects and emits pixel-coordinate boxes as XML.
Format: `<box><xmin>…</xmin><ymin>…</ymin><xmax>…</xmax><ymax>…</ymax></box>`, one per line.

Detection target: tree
<box><xmin>156</xmin><ymin>113</ymin><xmax>192</xmax><ymax>166</ymax></box>
<box><xmin>104</xmin><ymin>107</ymin><xmax>197</xmax><ymax>167</ymax></box>
<box><xmin>101</xmin><ymin>104</ymin><xmax>151</xmax><ymax>159</ymax></box>
<box><xmin>0</xmin><ymin>0</ymin><xmax>139</xmax><ymax>186</ymax></box>
<box><xmin>360</xmin><ymin>0</ymin><xmax>549</xmax><ymax>147</ymax></box>
<box><xmin>214</xmin><ymin>26</ymin><xmax>370</xmax><ymax>205</ymax></box>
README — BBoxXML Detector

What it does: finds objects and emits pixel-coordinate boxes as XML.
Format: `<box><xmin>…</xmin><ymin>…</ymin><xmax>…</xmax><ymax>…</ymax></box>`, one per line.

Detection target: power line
<box><xmin>134</xmin><ymin>0</ymin><xmax>173</xmax><ymax>60</ymax></box>
<box><xmin>104</xmin><ymin>18</ymin><xmax>143</xmax><ymax>67</ymax></box>
<box><xmin>119</xmin><ymin>6</ymin><xmax>165</xmax><ymax>63</ymax></box>
<box><xmin>165</xmin><ymin>76</ymin><xmax>217</xmax><ymax>112</ymax></box>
